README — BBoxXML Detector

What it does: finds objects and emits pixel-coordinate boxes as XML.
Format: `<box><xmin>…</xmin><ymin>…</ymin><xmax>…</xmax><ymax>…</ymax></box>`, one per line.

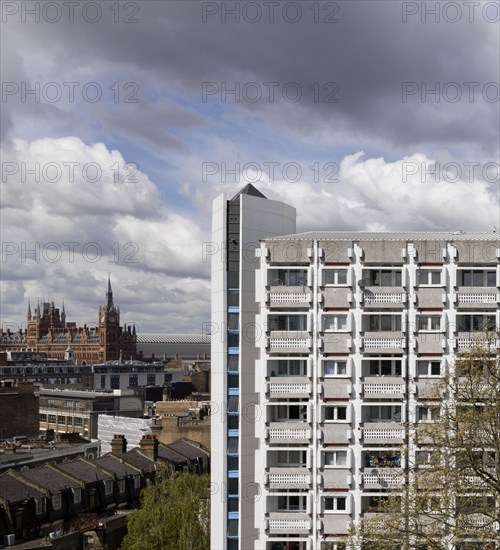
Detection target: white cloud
<box><xmin>1</xmin><ymin>137</ymin><xmax>210</xmax><ymax>332</ymax></box>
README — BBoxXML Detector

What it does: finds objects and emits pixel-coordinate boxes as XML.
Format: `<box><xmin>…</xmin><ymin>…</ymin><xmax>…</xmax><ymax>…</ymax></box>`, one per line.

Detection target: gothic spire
<box><xmin>27</xmin><ymin>300</ymin><xmax>32</xmax><ymax>321</ymax></box>
<box><xmin>106</xmin><ymin>275</ymin><xmax>114</xmax><ymax>310</ymax></box>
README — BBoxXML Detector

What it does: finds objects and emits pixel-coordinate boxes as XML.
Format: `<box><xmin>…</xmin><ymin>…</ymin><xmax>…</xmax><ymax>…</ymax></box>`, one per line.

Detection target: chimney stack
<box><xmin>111</xmin><ymin>434</ymin><xmax>127</xmax><ymax>455</ymax></box>
<box><xmin>139</xmin><ymin>434</ymin><xmax>159</xmax><ymax>461</ymax></box>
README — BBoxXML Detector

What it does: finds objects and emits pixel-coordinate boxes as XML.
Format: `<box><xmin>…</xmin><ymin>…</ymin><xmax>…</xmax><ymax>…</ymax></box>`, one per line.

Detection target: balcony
<box><xmin>268</xmin><ymin>331</ymin><xmax>311</xmax><ymax>353</ymax></box>
<box><xmin>266</xmin><ymin>468</ymin><xmax>312</xmax><ymax>489</ymax></box>
<box><xmin>455</xmin><ymin>333</ymin><xmax>499</xmax><ymax>351</ymax></box>
<box><xmin>321</xmin><ymin>469</ymin><xmax>351</xmax><ymax>490</ymax></box>
<box><xmin>362</xmin><ymin>423</ymin><xmax>404</xmax><ymax>444</ymax></box>
<box><xmin>363</xmin><ymin>288</ymin><xmax>406</xmax><ymax>308</ymax></box>
<box><xmin>415</xmin><ymin>333</ymin><xmax>446</xmax><ymax>354</ymax></box>
<box><xmin>362</xmin><ymin>468</ymin><xmax>403</xmax><ymax>488</ymax></box>
<box><xmin>267</xmin><ymin>422</ymin><xmax>311</xmax><ymax>444</ymax></box>
<box><xmin>267</xmin><ymin>513</ymin><xmax>311</xmax><ymax>534</ymax></box>
<box><xmin>455</xmin><ymin>289</ymin><xmax>499</xmax><ymax>309</ymax></box>
<box><xmin>321</xmin><ymin>333</ymin><xmax>352</xmax><ymax>354</ymax></box>
<box><xmin>362</xmin><ymin>377</ymin><xmax>404</xmax><ymax>398</ymax></box>
<box><xmin>362</xmin><ymin>332</ymin><xmax>405</xmax><ymax>353</ymax></box>
<box><xmin>268</xmin><ymin>287</ymin><xmax>311</xmax><ymax>308</ymax></box>
<box><xmin>321</xmin><ymin>514</ymin><xmax>350</xmax><ymax>535</ymax></box>
<box><xmin>267</xmin><ymin>377</ymin><xmax>311</xmax><ymax>398</ymax></box>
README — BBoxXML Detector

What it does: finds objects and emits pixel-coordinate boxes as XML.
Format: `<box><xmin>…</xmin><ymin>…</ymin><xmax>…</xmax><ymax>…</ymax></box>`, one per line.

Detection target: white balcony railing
<box><xmin>364</xmin><ymin>382</ymin><xmax>404</xmax><ymax>395</ymax></box>
<box><xmin>269</xmin><ymin>338</ymin><xmax>310</xmax><ymax>349</ymax></box>
<box><xmin>364</xmin><ymin>293</ymin><xmax>405</xmax><ymax>304</ymax></box>
<box><xmin>363</xmin><ymin>338</ymin><xmax>405</xmax><ymax>349</ymax></box>
<box><xmin>363</xmin><ymin>426</ymin><xmax>404</xmax><ymax>442</ymax></box>
<box><xmin>363</xmin><ymin>473</ymin><xmax>403</xmax><ymax>487</ymax></box>
<box><xmin>268</xmin><ymin>473</ymin><xmax>311</xmax><ymax>486</ymax></box>
<box><xmin>457</xmin><ymin>293</ymin><xmax>498</xmax><ymax>304</ymax></box>
<box><xmin>269</xmin><ymin>292</ymin><xmax>310</xmax><ymax>304</ymax></box>
<box><xmin>268</xmin><ymin>382</ymin><xmax>311</xmax><ymax>395</ymax></box>
<box><xmin>268</xmin><ymin>427</ymin><xmax>311</xmax><ymax>441</ymax></box>
<box><xmin>268</xmin><ymin>518</ymin><xmax>311</xmax><ymax>531</ymax></box>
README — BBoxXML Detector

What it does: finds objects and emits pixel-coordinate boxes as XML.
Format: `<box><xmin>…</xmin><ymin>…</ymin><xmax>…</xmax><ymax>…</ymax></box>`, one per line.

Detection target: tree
<box><xmin>122</xmin><ymin>467</ymin><xmax>210</xmax><ymax>550</ymax></box>
<box><xmin>349</xmin><ymin>328</ymin><xmax>500</xmax><ymax>549</ymax></box>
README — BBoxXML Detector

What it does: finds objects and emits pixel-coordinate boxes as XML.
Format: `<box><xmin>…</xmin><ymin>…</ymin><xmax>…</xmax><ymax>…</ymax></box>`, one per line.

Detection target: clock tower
<box><xmin>98</xmin><ymin>276</ymin><xmax>121</xmax><ymax>360</ymax></box>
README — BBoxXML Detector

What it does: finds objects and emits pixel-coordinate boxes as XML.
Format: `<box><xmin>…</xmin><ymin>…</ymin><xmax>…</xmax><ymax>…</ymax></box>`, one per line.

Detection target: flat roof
<box><xmin>266</xmin><ymin>230</ymin><xmax>499</xmax><ymax>241</ymax></box>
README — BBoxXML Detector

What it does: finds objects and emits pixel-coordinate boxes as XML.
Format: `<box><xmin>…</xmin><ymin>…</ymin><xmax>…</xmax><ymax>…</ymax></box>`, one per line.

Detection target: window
<box><xmin>276</xmin><ymin>450</ymin><xmax>306</xmax><ymax>466</ymax></box>
<box><xmin>57</xmin><ymin>416</ymin><xmax>66</xmax><ymax>424</ymax></box>
<box><xmin>418</xmin><ymin>269</ymin><xmax>441</xmax><ymax>285</ymax></box>
<box><xmin>72</xmin><ymin>487</ymin><xmax>82</xmax><ymax>503</ymax></box>
<box><xmin>227</xmin><ymin>395</ymin><xmax>239</xmax><ymax>413</ymax></box>
<box><xmin>227</xmin><ymin>313</ymin><xmax>239</xmax><ymax>330</ymax></box>
<box><xmin>416</xmin><ymin>451</ymin><xmax>436</xmax><ymax>467</ymax></box>
<box><xmin>323</xmin><ymin>269</ymin><xmax>348</xmax><ymax>285</ymax></box>
<box><xmin>104</xmin><ymin>480</ymin><xmax>113</xmax><ymax>495</ymax></box>
<box><xmin>268</xmin><ymin>314</ymin><xmax>307</xmax><ymax>331</ymax></box>
<box><xmin>52</xmin><ymin>494</ymin><xmax>62</xmax><ymax>510</ymax></box>
<box><xmin>417</xmin><ymin>315</ymin><xmax>441</xmax><ymax>331</ymax></box>
<box><xmin>228</xmin><ymin>333</ymin><xmax>239</xmax><ymax>347</ymax></box>
<box><xmin>364</xmin><ymin>451</ymin><xmax>400</xmax><ymax>468</ymax></box>
<box><xmin>274</xmin><ymin>359</ymin><xmax>306</xmax><ymax>376</ymax></box>
<box><xmin>323</xmin><ymin>315</ymin><xmax>348</xmax><ymax>331</ymax></box>
<box><xmin>118</xmin><ymin>479</ymin><xmax>126</xmax><ymax>493</ymax></box>
<box><xmin>129</xmin><ymin>374</ymin><xmax>138</xmax><ymax>387</ymax></box>
<box><xmin>272</xmin><ymin>404</ymin><xmax>308</xmax><ymax>422</ymax></box>
<box><xmin>35</xmin><ymin>498</ymin><xmax>46</xmax><ymax>515</ymax></box>
<box><xmin>277</xmin><ymin>495</ymin><xmax>306</xmax><ymax>511</ymax></box>
<box><xmin>228</xmin><ymin>374</ymin><xmax>239</xmax><ymax>389</ymax></box>
<box><xmin>366</xmin><ymin>359</ymin><xmax>401</xmax><ymax>376</ymax></box>
<box><xmin>100</xmin><ymin>375</ymin><xmax>106</xmax><ymax>389</ymax></box>
<box><xmin>456</xmin><ymin>314</ymin><xmax>495</xmax><ymax>332</ymax></box>
<box><xmin>147</xmin><ymin>374</ymin><xmax>156</xmax><ymax>386</ymax></box>
<box><xmin>324</xmin><ymin>450</ymin><xmax>347</xmax><ymax>467</ymax></box>
<box><xmin>324</xmin><ymin>360</ymin><xmax>347</xmax><ymax>376</ymax></box>
<box><xmin>40</xmin><ymin>413</ymin><xmax>47</xmax><ymax>421</ymax></box>
<box><xmin>365</xmin><ymin>405</ymin><xmax>401</xmax><ymax>422</ymax></box>
<box><xmin>227</xmin><ymin>519</ymin><xmax>238</xmax><ymax>537</ymax></box>
<box><xmin>48</xmin><ymin>414</ymin><xmax>56</xmax><ymax>423</ymax></box>
<box><xmin>133</xmin><ymin>475</ymin><xmax>141</xmax><ymax>489</ymax></box>
<box><xmin>227</xmin><ymin>355</ymin><xmax>239</xmax><ymax>373</ymax></box>
<box><xmin>364</xmin><ymin>269</ymin><xmax>402</xmax><ymax>287</ymax></box>
<box><xmin>227</xmin><ymin>455</ymin><xmax>239</xmax><ymax>470</ymax></box>
<box><xmin>227</xmin><ymin>416</ymin><xmax>239</xmax><ymax>430</ymax></box>
<box><xmin>228</xmin><ymin>477</ymin><xmax>238</xmax><ymax>495</ymax></box>
<box><xmin>418</xmin><ymin>405</ymin><xmax>439</xmax><ymax>422</ymax></box>
<box><xmin>110</xmin><ymin>375</ymin><xmax>120</xmax><ymax>389</ymax></box>
<box><xmin>227</xmin><ymin>436</ymin><xmax>238</xmax><ymax>454</ymax></box>
<box><xmin>324</xmin><ymin>405</ymin><xmax>348</xmax><ymax>422</ymax></box>
<box><xmin>74</xmin><ymin>417</ymin><xmax>83</xmax><ymax>427</ymax></box>
<box><xmin>271</xmin><ymin>269</ymin><xmax>308</xmax><ymax>286</ymax></box>
<box><xmin>365</xmin><ymin>314</ymin><xmax>401</xmax><ymax>332</ymax></box>
<box><xmin>458</xmin><ymin>270</ymin><xmax>496</xmax><ymax>287</ymax></box>
<box><xmin>324</xmin><ymin>496</ymin><xmax>347</xmax><ymax>512</ymax></box>
<box><xmin>417</xmin><ymin>360</ymin><xmax>441</xmax><ymax>377</ymax></box>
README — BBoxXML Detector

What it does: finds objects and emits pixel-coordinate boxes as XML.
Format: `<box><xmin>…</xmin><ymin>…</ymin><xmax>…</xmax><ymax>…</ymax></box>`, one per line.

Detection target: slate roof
<box><xmin>17</xmin><ymin>465</ymin><xmax>81</xmax><ymax>492</ymax></box>
<box><xmin>0</xmin><ymin>472</ymin><xmax>46</xmax><ymax>502</ymax></box>
<box><xmin>94</xmin><ymin>455</ymin><xmax>141</xmax><ymax>477</ymax></box>
<box><xmin>118</xmin><ymin>449</ymin><xmax>155</xmax><ymax>473</ymax></box>
<box><xmin>57</xmin><ymin>459</ymin><xmax>112</xmax><ymax>483</ymax></box>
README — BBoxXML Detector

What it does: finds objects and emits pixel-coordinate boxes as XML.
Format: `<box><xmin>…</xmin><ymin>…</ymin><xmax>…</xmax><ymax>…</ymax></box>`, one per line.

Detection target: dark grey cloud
<box><xmin>4</xmin><ymin>1</ymin><xmax>497</xmax><ymax>156</ymax></box>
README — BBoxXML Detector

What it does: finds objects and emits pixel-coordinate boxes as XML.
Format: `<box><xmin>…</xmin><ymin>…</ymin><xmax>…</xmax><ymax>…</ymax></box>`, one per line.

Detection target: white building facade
<box><xmin>211</xmin><ymin>189</ymin><xmax>499</xmax><ymax>550</ymax></box>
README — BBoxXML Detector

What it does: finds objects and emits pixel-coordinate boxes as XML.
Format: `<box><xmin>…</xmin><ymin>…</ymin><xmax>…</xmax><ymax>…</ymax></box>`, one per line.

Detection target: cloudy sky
<box><xmin>1</xmin><ymin>0</ymin><xmax>499</xmax><ymax>333</ymax></box>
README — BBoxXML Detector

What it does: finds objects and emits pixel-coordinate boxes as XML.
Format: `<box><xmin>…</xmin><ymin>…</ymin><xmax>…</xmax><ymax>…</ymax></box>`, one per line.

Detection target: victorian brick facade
<box><xmin>0</xmin><ymin>279</ymin><xmax>136</xmax><ymax>364</ymax></box>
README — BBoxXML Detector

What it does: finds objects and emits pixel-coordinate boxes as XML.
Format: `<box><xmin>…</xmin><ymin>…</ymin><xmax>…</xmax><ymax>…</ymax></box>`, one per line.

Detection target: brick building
<box><xmin>0</xmin><ymin>278</ymin><xmax>136</xmax><ymax>364</ymax></box>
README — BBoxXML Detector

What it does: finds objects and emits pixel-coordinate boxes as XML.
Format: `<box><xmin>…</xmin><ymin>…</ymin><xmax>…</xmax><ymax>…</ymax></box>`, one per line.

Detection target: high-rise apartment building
<box><xmin>211</xmin><ymin>186</ymin><xmax>499</xmax><ymax>550</ymax></box>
